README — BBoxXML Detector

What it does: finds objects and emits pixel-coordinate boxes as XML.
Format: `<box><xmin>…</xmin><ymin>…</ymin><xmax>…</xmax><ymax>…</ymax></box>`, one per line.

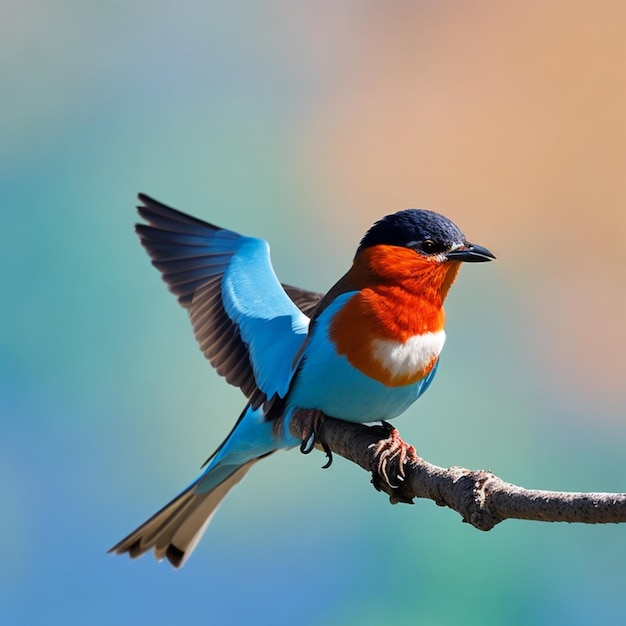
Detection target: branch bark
<box><xmin>289</xmin><ymin>413</ymin><xmax>626</xmax><ymax>529</ymax></box>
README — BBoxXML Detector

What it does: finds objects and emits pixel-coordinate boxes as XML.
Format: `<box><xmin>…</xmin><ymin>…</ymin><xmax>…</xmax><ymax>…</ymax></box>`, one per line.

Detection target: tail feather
<box><xmin>109</xmin><ymin>459</ymin><xmax>257</xmax><ymax>568</ymax></box>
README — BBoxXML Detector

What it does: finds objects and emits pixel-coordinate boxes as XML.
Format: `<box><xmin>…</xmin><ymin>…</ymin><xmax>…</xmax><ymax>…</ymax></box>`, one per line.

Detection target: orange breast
<box><xmin>328</xmin><ymin>245</ymin><xmax>461</xmax><ymax>387</ymax></box>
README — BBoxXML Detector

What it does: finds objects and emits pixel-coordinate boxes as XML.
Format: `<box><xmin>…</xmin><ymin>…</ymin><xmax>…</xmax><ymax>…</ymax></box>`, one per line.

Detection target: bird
<box><xmin>109</xmin><ymin>193</ymin><xmax>495</xmax><ymax>568</ymax></box>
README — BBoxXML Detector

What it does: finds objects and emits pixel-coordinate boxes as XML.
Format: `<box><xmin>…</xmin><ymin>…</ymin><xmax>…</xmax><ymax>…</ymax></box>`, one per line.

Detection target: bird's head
<box><xmin>353</xmin><ymin>209</ymin><xmax>495</xmax><ymax>303</ymax></box>
<box><xmin>356</xmin><ymin>208</ymin><xmax>495</xmax><ymax>263</ymax></box>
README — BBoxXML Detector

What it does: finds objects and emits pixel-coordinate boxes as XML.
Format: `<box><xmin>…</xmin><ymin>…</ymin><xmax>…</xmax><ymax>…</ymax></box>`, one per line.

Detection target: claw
<box><xmin>320</xmin><ymin>439</ymin><xmax>333</xmax><ymax>469</ymax></box>
<box><xmin>295</xmin><ymin>409</ymin><xmax>333</xmax><ymax>469</ymax></box>
<box><xmin>369</xmin><ymin>424</ymin><xmax>418</xmax><ymax>492</ymax></box>
<box><xmin>300</xmin><ymin>433</ymin><xmax>316</xmax><ymax>455</ymax></box>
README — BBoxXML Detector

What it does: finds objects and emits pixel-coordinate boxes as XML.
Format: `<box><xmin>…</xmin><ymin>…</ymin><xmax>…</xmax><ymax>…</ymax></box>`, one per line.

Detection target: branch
<box><xmin>289</xmin><ymin>413</ymin><xmax>626</xmax><ymax>529</ymax></box>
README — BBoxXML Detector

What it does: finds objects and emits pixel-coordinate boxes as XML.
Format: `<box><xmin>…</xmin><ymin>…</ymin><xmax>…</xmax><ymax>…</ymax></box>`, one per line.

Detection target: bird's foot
<box><xmin>295</xmin><ymin>409</ymin><xmax>333</xmax><ymax>469</ymax></box>
<box><xmin>369</xmin><ymin>421</ymin><xmax>418</xmax><ymax>503</ymax></box>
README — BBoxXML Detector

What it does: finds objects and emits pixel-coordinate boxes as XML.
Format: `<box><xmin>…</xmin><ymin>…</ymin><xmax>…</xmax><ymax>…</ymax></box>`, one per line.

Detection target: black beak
<box><xmin>446</xmin><ymin>242</ymin><xmax>496</xmax><ymax>263</ymax></box>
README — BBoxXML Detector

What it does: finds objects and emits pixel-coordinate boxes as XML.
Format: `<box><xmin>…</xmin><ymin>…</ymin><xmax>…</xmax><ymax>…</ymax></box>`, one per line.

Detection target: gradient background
<box><xmin>3</xmin><ymin>2</ymin><xmax>626</xmax><ymax>624</ymax></box>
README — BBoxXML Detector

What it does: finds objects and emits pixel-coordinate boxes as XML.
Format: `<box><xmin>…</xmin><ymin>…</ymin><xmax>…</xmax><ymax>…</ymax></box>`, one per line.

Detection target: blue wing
<box><xmin>135</xmin><ymin>194</ymin><xmax>314</xmax><ymax>406</ymax></box>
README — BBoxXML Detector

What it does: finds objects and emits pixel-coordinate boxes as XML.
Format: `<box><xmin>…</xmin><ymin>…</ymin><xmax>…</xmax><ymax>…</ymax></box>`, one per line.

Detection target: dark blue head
<box><xmin>356</xmin><ymin>209</ymin><xmax>495</xmax><ymax>262</ymax></box>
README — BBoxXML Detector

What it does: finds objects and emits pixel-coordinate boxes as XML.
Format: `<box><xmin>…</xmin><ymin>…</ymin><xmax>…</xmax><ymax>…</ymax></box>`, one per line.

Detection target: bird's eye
<box><xmin>408</xmin><ymin>239</ymin><xmax>447</xmax><ymax>255</ymax></box>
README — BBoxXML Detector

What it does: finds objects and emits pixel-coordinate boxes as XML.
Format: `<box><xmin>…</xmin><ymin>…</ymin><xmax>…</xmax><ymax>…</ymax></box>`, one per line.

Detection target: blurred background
<box><xmin>2</xmin><ymin>1</ymin><xmax>626</xmax><ymax>624</ymax></box>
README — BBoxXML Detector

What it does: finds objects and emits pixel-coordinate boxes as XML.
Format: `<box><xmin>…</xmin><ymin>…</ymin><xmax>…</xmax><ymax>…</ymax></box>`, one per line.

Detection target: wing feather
<box><xmin>135</xmin><ymin>194</ymin><xmax>314</xmax><ymax>405</ymax></box>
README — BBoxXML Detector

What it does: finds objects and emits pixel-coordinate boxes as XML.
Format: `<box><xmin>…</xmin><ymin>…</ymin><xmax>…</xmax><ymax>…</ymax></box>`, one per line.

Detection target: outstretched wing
<box><xmin>135</xmin><ymin>194</ymin><xmax>311</xmax><ymax>407</ymax></box>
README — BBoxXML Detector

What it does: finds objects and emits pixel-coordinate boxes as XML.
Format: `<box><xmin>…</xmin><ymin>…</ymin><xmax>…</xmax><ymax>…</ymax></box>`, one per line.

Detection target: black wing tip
<box><xmin>134</xmin><ymin>222</ymin><xmax>150</xmax><ymax>236</ymax></box>
<box><xmin>136</xmin><ymin>193</ymin><xmax>176</xmax><ymax>222</ymax></box>
<box><xmin>137</xmin><ymin>192</ymin><xmax>163</xmax><ymax>206</ymax></box>
<box><xmin>135</xmin><ymin>193</ymin><xmax>221</xmax><ymax>233</ymax></box>
<box><xmin>137</xmin><ymin>192</ymin><xmax>169</xmax><ymax>213</ymax></box>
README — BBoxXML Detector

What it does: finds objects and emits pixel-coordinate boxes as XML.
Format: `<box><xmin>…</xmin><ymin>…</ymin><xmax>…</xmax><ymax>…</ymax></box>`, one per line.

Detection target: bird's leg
<box><xmin>294</xmin><ymin>409</ymin><xmax>334</xmax><ymax>469</ymax></box>
<box><xmin>369</xmin><ymin>421</ymin><xmax>418</xmax><ymax>500</ymax></box>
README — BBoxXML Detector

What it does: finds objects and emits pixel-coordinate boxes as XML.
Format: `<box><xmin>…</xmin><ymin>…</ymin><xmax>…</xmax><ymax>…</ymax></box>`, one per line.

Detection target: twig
<box><xmin>289</xmin><ymin>413</ymin><xmax>626</xmax><ymax>529</ymax></box>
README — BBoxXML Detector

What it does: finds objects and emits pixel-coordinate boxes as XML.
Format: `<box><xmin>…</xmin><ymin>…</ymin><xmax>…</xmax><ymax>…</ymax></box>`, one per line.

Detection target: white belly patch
<box><xmin>371</xmin><ymin>330</ymin><xmax>446</xmax><ymax>379</ymax></box>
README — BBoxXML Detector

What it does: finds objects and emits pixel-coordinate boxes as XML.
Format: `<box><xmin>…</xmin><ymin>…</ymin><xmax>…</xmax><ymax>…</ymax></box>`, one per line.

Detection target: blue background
<box><xmin>3</xmin><ymin>2</ymin><xmax>626</xmax><ymax>624</ymax></box>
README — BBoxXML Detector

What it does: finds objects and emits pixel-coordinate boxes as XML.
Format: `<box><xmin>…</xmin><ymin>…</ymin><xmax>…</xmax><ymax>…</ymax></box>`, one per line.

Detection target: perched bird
<box><xmin>109</xmin><ymin>194</ymin><xmax>494</xmax><ymax>568</ymax></box>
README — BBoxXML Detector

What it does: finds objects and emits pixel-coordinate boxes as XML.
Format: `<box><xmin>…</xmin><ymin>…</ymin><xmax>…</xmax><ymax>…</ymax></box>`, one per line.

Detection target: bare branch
<box><xmin>289</xmin><ymin>413</ymin><xmax>626</xmax><ymax>528</ymax></box>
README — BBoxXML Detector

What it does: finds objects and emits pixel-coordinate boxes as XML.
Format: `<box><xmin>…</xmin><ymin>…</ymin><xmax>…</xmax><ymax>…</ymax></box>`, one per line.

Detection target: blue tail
<box><xmin>109</xmin><ymin>405</ymin><xmax>291</xmax><ymax>567</ymax></box>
